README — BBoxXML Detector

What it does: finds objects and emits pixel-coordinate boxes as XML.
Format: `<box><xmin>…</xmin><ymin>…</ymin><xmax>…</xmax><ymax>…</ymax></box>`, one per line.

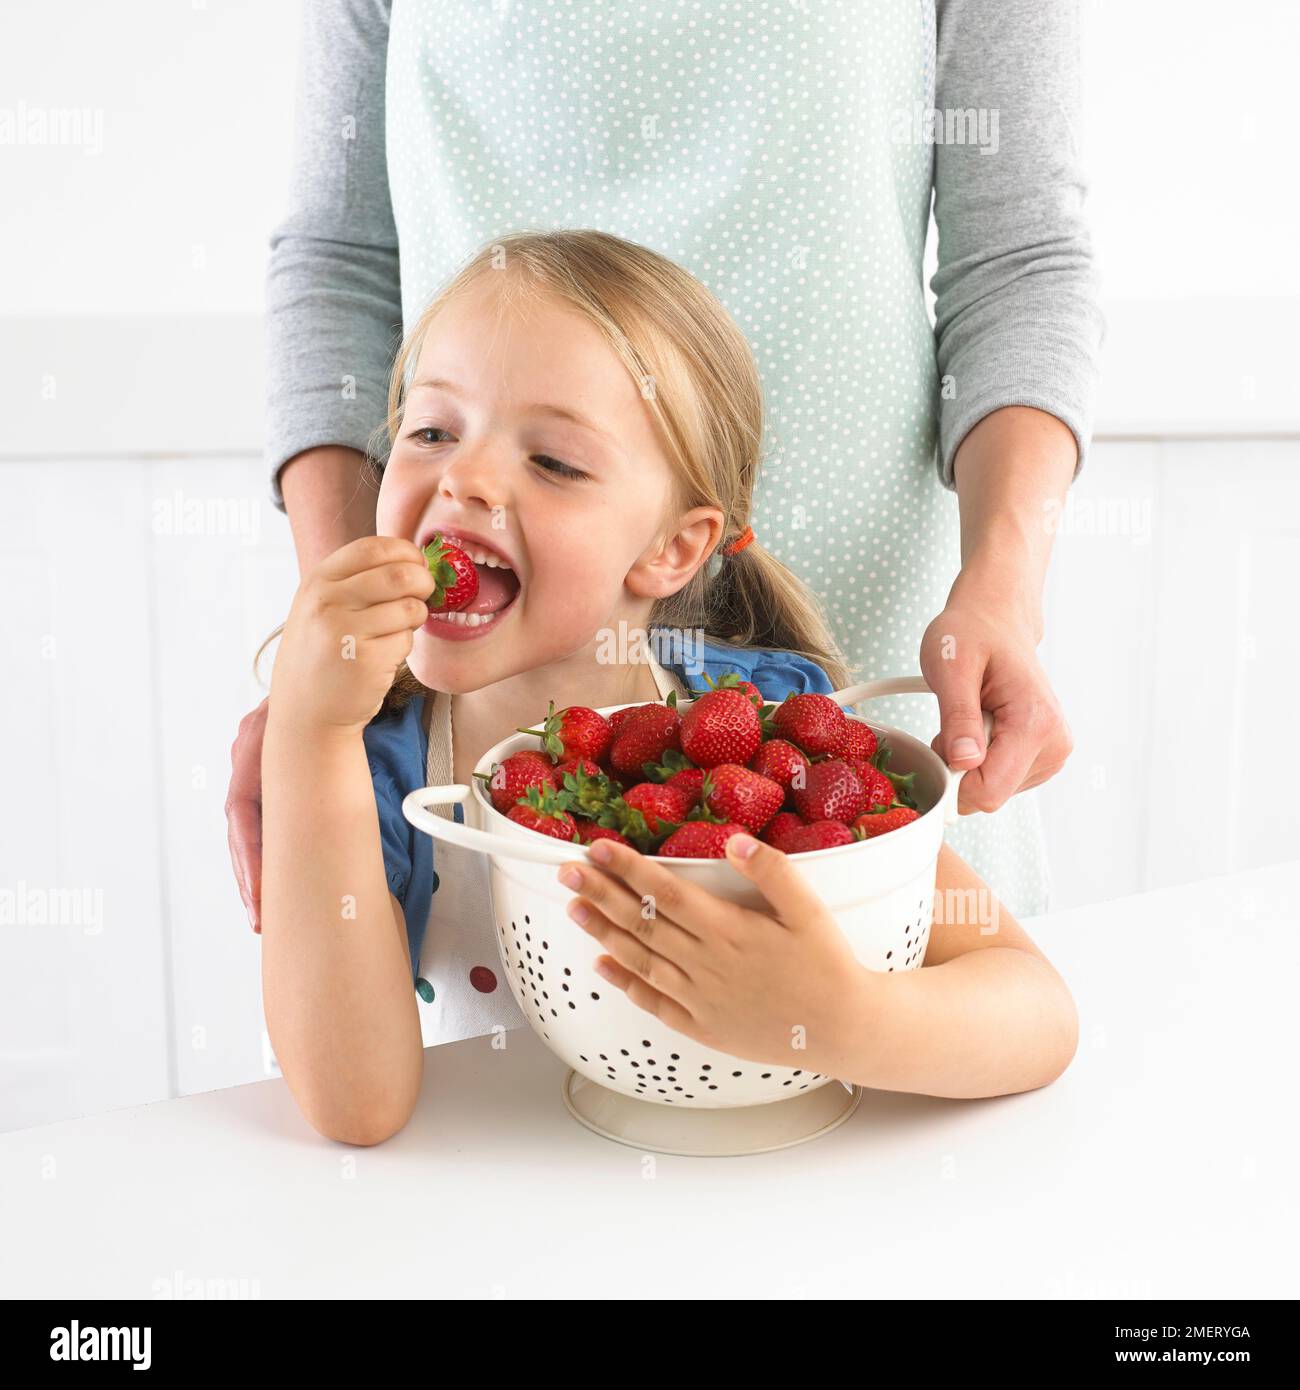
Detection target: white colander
<box><xmin>402</xmin><ymin>675</ymin><xmax>990</xmax><ymax>1156</ymax></box>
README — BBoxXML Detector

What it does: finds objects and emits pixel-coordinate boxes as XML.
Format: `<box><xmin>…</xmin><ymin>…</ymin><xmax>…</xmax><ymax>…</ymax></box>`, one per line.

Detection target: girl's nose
<box><xmin>437</xmin><ymin>440</ymin><xmax>508</xmax><ymax>514</ymax></box>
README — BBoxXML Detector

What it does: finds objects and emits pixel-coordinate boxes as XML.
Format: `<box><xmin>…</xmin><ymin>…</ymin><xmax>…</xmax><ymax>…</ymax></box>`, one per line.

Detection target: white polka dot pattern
<box><xmin>384</xmin><ymin>0</ymin><xmax>1049</xmax><ymax>917</ymax></box>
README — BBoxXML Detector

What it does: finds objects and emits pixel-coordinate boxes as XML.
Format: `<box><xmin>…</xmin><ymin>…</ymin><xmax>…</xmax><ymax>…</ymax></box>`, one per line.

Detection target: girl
<box><xmin>260</xmin><ymin>230</ymin><xmax>1077</xmax><ymax>1146</ymax></box>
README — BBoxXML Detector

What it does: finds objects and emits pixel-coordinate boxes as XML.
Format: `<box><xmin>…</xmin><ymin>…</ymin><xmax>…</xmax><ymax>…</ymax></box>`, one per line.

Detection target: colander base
<box><xmin>562</xmin><ymin>1070</ymin><xmax>862</xmax><ymax>1157</ymax></box>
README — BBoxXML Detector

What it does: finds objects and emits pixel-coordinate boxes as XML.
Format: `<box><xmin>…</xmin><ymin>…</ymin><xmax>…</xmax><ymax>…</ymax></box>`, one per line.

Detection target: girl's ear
<box><xmin>625</xmin><ymin>506</ymin><xmax>724</xmax><ymax>599</ymax></box>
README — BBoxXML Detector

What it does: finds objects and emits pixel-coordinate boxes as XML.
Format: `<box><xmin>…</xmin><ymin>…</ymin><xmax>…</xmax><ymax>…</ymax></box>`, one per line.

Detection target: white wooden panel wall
<box><xmin>2</xmin><ymin>440</ymin><xmax>1297</xmax><ymax>1130</ymax></box>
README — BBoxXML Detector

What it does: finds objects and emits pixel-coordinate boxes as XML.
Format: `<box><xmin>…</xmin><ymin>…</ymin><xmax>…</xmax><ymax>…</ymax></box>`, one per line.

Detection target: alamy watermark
<box><xmin>1</xmin><ymin>102</ymin><xmax>103</xmax><ymax>156</ymax></box>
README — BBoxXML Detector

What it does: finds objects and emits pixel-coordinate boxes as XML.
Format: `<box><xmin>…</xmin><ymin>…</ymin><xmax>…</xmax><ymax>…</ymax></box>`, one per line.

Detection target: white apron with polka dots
<box><xmin>386</xmin><ymin>0</ymin><xmax>1051</xmax><ymax>922</ymax></box>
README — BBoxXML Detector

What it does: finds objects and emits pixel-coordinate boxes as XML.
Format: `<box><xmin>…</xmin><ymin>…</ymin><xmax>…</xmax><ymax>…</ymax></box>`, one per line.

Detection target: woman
<box><xmin>227</xmin><ymin>0</ymin><xmax>1102</xmax><ymax>931</ymax></box>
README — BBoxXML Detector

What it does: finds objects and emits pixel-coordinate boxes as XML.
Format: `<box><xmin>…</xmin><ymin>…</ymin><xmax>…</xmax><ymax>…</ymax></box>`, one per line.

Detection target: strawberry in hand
<box><xmin>423</xmin><ymin>532</ymin><xmax>480</xmax><ymax>612</ymax></box>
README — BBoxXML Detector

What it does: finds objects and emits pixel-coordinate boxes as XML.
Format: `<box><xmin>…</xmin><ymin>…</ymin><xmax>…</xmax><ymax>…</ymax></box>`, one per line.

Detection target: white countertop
<box><xmin>2</xmin><ymin>861</ymin><xmax>1296</xmax><ymax>1300</ymax></box>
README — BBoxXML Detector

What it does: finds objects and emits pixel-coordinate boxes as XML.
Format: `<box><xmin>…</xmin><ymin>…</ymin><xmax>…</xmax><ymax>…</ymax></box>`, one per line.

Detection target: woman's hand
<box><xmin>929</xmin><ymin>405</ymin><xmax>1079</xmax><ymax>815</ymax></box>
<box><xmin>920</xmin><ymin>580</ymin><xmax>1073</xmax><ymax>815</ymax></box>
<box><xmin>555</xmin><ymin>833</ymin><xmax>871</xmax><ymax>1076</ymax></box>
<box><xmin>225</xmin><ymin>698</ymin><xmax>269</xmax><ymax>933</ymax></box>
<box><xmin>268</xmin><ymin>535</ymin><xmax>433</xmax><ymax>738</ymax></box>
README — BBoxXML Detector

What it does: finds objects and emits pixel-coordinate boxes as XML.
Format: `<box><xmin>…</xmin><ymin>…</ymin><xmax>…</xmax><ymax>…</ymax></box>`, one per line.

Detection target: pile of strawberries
<box><xmin>478</xmin><ymin>673</ymin><xmax>923</xmax><ymax>858</ymax></box>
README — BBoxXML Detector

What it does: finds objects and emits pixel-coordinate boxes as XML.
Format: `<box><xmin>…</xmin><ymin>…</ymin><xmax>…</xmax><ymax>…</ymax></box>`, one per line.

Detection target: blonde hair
<box><xmin>257</xmin><ymin>228</ymin><xmax>854</xmax><ymax>707</ymax></box>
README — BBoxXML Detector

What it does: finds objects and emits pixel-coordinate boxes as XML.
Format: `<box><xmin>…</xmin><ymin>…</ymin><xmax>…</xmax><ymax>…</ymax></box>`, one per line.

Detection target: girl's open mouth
<box><xmin>422</xmin><ymin>558</ymin><xmax>521</xmax><ymax>640</ymax></box>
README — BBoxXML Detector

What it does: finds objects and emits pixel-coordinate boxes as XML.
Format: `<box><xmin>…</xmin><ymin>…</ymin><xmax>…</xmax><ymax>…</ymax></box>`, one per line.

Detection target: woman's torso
<box><xmin>385</xmin><ymin>0</ymin><xmax>1049</xmax><ymax>924</ymax></box>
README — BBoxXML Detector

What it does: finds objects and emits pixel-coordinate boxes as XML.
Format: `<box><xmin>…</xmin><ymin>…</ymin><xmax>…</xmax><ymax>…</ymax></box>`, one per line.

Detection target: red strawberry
<box><xmin>792</xmin><ymin>758</ymin><xmax>867</xmax><ymax>824</ymax></box>
<box><xmin>656</xmin><ymin>820</ymin><xmax>750</xmax><ymax>859</ymax></box>
<box><xmin>575</xmin><ymin>821</ymin><xmax>634</xmax><ymax>848</ymax></box>
<box><xmin>554</xmin><ymin>761</ymin><xmax>619</xmax><ymax>823</ymax></box>
<box><xmin>829</xmin><ymin>719</ymin><xmax>878</xmax><ymax>762</ymax></box>
<box><xmin>691</xmin><ymin>671</ymin><xmax>765</xmax><ymax>709</ymax></box>
<box><xmin>480</xmin><ymin>751</ymin><xmax>557</xmax><ymax>815</ymax></box>
<box><xmin>554</xmin><ymin>755</ymin><xmax>602</xmax><ymax>781</ymax></box>
<box><xmin>506</xmin><ymin>783</ymin><xmax>576</xmax><ymax>840</ymax></box>
<box><xmin>680</xmin><ymin>688</ymin><xmax>762</xmax><ymax>768</ymax></box>
<box><xmin>608</xmin><ymin>704</ymin><xmax>659</xmax><ymax>736</ymax></box>
<box><xmin>761</xmin><ymin>811</ymin><xmax>806</xmax><ymax>852</ymax></box>
<box><xmin>771</xmin><ymin>692</ymin><xmax>847</xmax><ymax>758</ymax></box>
<box><xmin>665</xmin><ymin>766</ymin><xmax>706</xmax><ymax>810</ymax></box>
<box><xmin>422</xmin><ymin>532</ymin><xmax>480</xmax><ymax>612</ymax></box>
<box><xmin>623</xmin><ymin>782</ymin><xmax>692</xmax><ymax>836</ymax></box>
<box><xmin>518</xmin><ymin>702</ymin><xmax>613</xmax><ymax>763</ymax></box>
<box><xmin>703</xmin><ymin>763</ymin><xmax>785</xmax><ymax>834</ymax></box>
<box><xmin>850</xmin><ymin>760</ymin><xmax>895</xmax><ymax>812</ymax></box>
<box><xmin>609</xmin><ymin>705</ymin><xmax>682</xmax><ymax>776</ymax></box>
<box><xmin>853</xmin><ymin>806</ymin><xmax>920</xmax><ymax>839</ymax></box>
<box><xmin>748</xmin><ymin>738</ymin><xmax>811</xmax><ymax>802</ymax></box>
<box><xmin>785</xmin><ymin>820</ymin><xmax>857</xmax><ymax>854</ymax></box>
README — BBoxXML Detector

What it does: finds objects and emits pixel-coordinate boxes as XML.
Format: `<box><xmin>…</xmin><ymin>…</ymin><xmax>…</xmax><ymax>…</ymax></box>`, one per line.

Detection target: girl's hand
<box><xmin>268</xmin><ymin>535</ymin><xmax>433</xmax><ymax>737</ymax></box>
<box><xmin>556</xmin><ymin>834</ymin><xmax>869</xmax><ymax>1075</ymax></box>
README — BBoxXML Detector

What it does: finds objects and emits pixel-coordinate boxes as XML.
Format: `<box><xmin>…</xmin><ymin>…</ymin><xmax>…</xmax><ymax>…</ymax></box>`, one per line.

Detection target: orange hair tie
<box><xmin>721</xmin><ymin>525</ymin><xmax>755</xmax><ymax>557</ymax></box>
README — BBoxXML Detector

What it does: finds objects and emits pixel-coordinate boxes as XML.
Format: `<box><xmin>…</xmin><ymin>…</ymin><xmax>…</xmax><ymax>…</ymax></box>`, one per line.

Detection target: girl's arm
<box><xmin>833</xmin><ymin>843</ymin><xmax>1078</xmax><ymax>1099</ymax></box>
<box><xmin>262</xmin><ymin>722</ymin><xmax>423</xmax><ymax>1145</ymax></box>
<box><xmin>260</xmin><ymin>535</ymin><xmax>433</xmax><ymax>1144</ymax></box>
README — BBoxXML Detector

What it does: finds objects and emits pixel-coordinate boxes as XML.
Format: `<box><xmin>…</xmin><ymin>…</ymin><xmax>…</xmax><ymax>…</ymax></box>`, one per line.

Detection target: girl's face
<box><xmin>377</xmin><ymin>276</ymin><xmax>721</xmax><ymax>694</ymax></box>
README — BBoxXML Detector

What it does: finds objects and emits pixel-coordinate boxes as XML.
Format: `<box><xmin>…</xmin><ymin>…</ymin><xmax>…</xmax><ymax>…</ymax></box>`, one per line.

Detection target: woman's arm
<box><xmin>921</xmin><ymin>405</ymin><xmax>1078</xmax><ymax>809</ymax></box>
<box><xmin>265</xmin><ymin>0</ymin><xmax>401</xmax><ymax>577</ymax></box>
<box><xmin>923</xmin><ymin>0</ymin><xmax>1106</xmax><ymax>808</ymax></box>
<box><xmin>262</xmin><ymin>722</ymin><xmax>423</xmax><ymax>1144</ymax></box>
<box><xmin>280</xmin><ymin>445</ymin><xmax>378</xmax><ymax>577</ymax></box>
<box><xmin>830</xmin><ymin>843</ymin><xmax>1079</xmax><ymax>1099</ymax></box>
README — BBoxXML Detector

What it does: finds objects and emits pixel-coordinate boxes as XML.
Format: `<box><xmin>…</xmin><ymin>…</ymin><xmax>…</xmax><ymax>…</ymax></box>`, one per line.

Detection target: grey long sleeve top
<box><xmin>263</xmin><ymin>0</ymin><xmax>1104</xmax><ymax>512</ymax></box>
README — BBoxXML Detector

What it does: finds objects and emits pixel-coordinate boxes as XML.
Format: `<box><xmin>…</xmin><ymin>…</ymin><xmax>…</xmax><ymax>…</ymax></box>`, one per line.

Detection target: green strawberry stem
<box><xmin>422</xmin><ymin>536</ymin><xmax>464</xmax><ymax>609</ymax></box>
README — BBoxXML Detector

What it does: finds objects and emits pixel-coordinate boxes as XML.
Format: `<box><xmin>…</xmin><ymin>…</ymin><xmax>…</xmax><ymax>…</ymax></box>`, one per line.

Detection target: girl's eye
<box><xmin>406</xmin><ymin>427</ymin><xmax>585</xmax><ymax>480</ymax></box>
<box><xmin>409</xmin><ymin>426</ymin><xmax>452</xmax><ymax>445</ymax></box>
<box><xmin>532</xmin><ymin>455</ymin><xmax>587</xmax><ymax>481</ymax></box>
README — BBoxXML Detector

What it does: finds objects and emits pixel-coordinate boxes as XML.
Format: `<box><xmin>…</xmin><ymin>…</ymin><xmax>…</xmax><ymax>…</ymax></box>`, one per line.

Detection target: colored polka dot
<box><xmin>469</xmin><ymin>966</ymin><xmax>498</xmax><ymax>993</ymax></box>
<box><xmin>415</xmin><ymin>977</ymin><xmax>435</xmax><ymax>1003</ymax></box>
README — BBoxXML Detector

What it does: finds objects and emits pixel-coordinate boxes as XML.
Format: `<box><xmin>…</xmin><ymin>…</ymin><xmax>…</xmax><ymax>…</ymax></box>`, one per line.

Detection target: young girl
<box><xmin>260</xmin><ymin>230</ymin><xmax>1078</xmax><ymax>1146</ymax></box>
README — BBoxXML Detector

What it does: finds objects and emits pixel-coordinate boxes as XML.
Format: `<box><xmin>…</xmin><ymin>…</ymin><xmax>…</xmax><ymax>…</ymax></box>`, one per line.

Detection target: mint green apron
<box><xmin>385</xmin><ymin>0</ymin><xmax>1051</xmax><ymax>920</ymax></box>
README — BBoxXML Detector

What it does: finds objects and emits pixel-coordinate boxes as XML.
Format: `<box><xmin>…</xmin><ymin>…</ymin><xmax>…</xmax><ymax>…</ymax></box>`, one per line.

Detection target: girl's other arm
<box><xmin>835</xmin><ymin>843</ymin><xmax>1078</xmax><ymax>1099</ymax></box>
<box><xmin>262</xmin><ymin>721</ymin><xmax>423</xmax><ymax>1145</ymax></box>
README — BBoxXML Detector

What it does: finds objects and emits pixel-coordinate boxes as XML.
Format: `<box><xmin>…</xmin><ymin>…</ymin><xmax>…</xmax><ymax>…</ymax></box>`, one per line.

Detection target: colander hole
<box><xmin>568</xmin><ymin>1002</ymin><xmax>575</xmax><ymax>1009</ymax></box>
<box><xmin>885</xmin><ymin>950</ymin><xmax>893</xmax><ymax>960</ymax></box>
<box><xmin>524</xmin><ymin>915</ymin><xmax>531</xmax><ymax>924</ymax></box>
<box><xmin>761</xmin><ymin>1072</ymin><xmax>772</xmax><ymax>1079</ymax></box>
<box><xmin>590</xmin><ymin>992</ymin><xmax>600</xmax><ymax>1000</ymax></box>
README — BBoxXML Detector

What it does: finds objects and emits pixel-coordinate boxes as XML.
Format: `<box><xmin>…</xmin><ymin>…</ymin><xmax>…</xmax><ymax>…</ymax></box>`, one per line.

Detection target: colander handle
<box><xmin>827</xmin><ymin>674</ymin><xmax>996</xmax><ymax>823</ymax></box>
<box><xmin>401</xmin><ymin>785</ymin><xmax>594</xmax><ymax>865</ymax></box>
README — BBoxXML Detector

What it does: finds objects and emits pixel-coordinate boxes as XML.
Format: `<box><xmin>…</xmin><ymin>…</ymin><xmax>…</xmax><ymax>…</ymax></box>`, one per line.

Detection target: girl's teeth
<box><xmin>428</xmin><ymin>608</ymin><xmax>498</xmax><ymax>627</ymax></box>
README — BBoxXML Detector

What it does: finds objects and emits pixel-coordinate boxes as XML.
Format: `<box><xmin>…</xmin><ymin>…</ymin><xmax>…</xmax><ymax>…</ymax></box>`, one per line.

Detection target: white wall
<box><xmin>2</xmin><ymin>1</ymin><xmax>1298</xmax><ymax>1131</ymax></box>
